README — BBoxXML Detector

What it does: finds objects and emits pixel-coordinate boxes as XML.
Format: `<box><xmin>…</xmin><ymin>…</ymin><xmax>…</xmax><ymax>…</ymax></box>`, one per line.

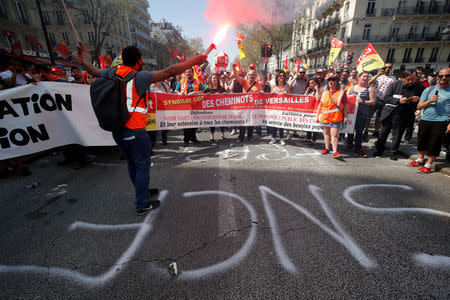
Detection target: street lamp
<box><xmin>435</xmin><ymin>25</ymin><xmax>450</xmax><ymax>71</ymax></box>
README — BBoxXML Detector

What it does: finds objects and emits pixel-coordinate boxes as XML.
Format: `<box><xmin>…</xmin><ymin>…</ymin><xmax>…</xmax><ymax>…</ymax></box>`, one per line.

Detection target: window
<box><xmin>363</xmin><ymin>24</ymin><xmax>371</xmax><ymax>40</ymax></box>
<box><xmin>341</xmin><ymin>26</ymin><xmax>346</xmax><ymax>40</ymax></box>
<box><xmin>43</xmin><ymin>11</ymin><xmax>51</xmax><ymax>25</ymax></box>
<box><xmin>0</xmin><ymin>1</ymin><xmax>7</xmax><ymax>18</ymax></box>
<box><xmin>402</xmin><ymin>48</ymin><xmax>412</xmax><ymax>63</ymax></box>
<box><xmin>421</xmin><ymin>23</ymin><xmax>430</xmax><ymax>38</ymax></box>
<box><xmin>397</xmin><ymin>0</ymin><xmax>406</xmax><ymax>11</ymax></box>
<box><xmin>366</xmin><ymin>0</ymin><xmax>376</xmax><ymax>15</ymax></box>
<box><xmin>49</xmin><ymin>32</ymin><xmax>56</xmax><ymax>46</ymax></box>
<box><xmin>437</xmin><ymin>23</ymin><xmax>447</xmax><ymax>35</ymax></box>
<box><xmin>83</xmin><ymin>9</ymin><xmax>90</xmax><ymax>24</ymax></box>
<box><xmin>391</xmin><ymin>23</ymin><xmax>400</xmax><ymax>38</ymax></box>
<box><xmin>386</xmin><ymin>48</ymin><xmax>395</xmax><ymax>62</ymax></box>
<box><xmin>415</xmin><ymin>48</ymin><xmax>424</xmax><ymax>62</ymax></box>
<box><xmin>429</xmin><ymin>47</ymin><xmax>439</xmax><ymax>62</ymax></box>
<box><xmin>56</xmin><ymin>11</ymin><xmax>64</xmax><ymax>25</ymax></box>
<box><xmin>344</xmin><ymin>2</ymin><xmax>350</xmax><ymax>16</ymax></box>
<box><xmin>88</xmin><ymin>32</ymin><xmax>94</xmax><ymax>44</ymax></box>
<box><xmin>15</xmin><ymin>1</ymin><xmax>29</xmax><ymax>25</ymax></box>
<box><xmin>447</xmin><ymin>52</ymin><xmax>450</xmax><ymax>62</ymax></box>
<box><xmin>409</xmin><ymin>24</ymin><xmax>418</xmax><ymax>37</ymax></box>
<box><xmin>62</xmin><ymin>32</ymin><xmax>70</xmax><ymax>45</ymax></box>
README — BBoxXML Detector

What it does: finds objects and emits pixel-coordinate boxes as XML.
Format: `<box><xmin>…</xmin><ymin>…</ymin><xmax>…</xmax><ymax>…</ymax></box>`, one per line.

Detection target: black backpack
<box><xmin>90</xmin><ymin>69</ymin><xmax>144</xmax><ymax>132</ymax></box>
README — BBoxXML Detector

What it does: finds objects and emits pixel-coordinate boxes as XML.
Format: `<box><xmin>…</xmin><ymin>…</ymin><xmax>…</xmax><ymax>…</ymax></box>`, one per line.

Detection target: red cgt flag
<box><xmin>56</xmin><ymin>40</ymin><xmax>69</xmax><ymax>58</ymax></box>
<box><xmin>98</xmin><ymin>53</ymin><xmax>106</xmax><ymax>69</ymax></box>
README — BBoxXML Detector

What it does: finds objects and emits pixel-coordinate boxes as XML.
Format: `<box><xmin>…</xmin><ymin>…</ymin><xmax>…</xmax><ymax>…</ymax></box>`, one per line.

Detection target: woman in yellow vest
<box><xmin>315</xmin><ymin>76</ymin><xmax>349</xmax><ymax>158</ymax></box>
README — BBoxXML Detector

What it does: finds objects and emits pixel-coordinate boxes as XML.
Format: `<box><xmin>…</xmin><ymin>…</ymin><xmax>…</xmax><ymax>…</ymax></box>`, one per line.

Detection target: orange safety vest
<box><xmin>319</xmin><ymin>89</ymin><xmax>345</xmax><ymax>124</ymax></box>
<box><xmin>115</xmin><ymin>65</ymin><xmax>148</xmax><ymax>130</ymax></box>
<box><xmin>343</xmin><ymin>81</ymin><xmax>353</xmax><ymax>91</ymax></box>
<box><xmin>180</xmin><ymin>78</ymin><xmax>200</xmax><ymax>93</ymax></box>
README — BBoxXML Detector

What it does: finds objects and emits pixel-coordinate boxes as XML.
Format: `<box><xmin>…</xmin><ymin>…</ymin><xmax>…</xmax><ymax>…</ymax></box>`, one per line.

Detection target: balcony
<box><xmin>346</xmin><ymin>33</ymin><xmax>443</xmax><ymax>44</ymax></box>
<box><xmin>136</xmin><ymin>5</ymin><xmax>151</xmax><ymax>19</ymax></box>
<box><xmin>312</xmin><ymin>16</ymin><xmax>342</xmax><ymax>36</ymax></box>
<box><xmin>133</xmin><ymin>17</ymin><xmax>152</xmax><ymax>32</ymax></box>
<box><xmin>414</xmin><ymin>57</ymin><xmax>424</xmax><ymax>63</ymax></box>
<box><xmin>380</xmin><ymin>4</ymin><xmax>449</xmax><ymax>17</ymax></box>
<box><xmin>130</xmin><ymin>27</ymin><xmax>152</xmax><ymax>41</ymax></box>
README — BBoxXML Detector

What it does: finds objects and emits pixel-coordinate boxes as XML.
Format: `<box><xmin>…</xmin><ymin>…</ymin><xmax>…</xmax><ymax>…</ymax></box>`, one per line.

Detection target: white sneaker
<box><xmin>285</xmin><ymin>134</ymin><xmax>291</xmax><ymax>140</ymax></box>
<box><xmin>269</xmin><ymin>138</ymin><xmax>276</xmax><ymax>144</ymax></box>
<box><xmin>280</xmin><ymin>139</ymin><xmax>286</xmax><ymax>146</ymax></box>
<box><xmin>230</xmin><ymin>129</ymin><xmax>236</xmax><ymax>135</ymax></box>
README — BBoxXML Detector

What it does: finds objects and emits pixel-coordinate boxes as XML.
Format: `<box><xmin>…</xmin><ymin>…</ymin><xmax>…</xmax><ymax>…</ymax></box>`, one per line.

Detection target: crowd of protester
<box><xmin>1</xmin><ymin>55</ymin><xmax>449</xmax><ymax>177</ymax></box>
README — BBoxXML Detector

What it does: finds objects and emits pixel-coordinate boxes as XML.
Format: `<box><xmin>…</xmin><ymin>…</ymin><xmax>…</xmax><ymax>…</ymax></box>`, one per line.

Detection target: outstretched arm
<box><xmin>152</xmin><ymin>55</ymin><xmax>206</xmax><ymax>83</ymax></box>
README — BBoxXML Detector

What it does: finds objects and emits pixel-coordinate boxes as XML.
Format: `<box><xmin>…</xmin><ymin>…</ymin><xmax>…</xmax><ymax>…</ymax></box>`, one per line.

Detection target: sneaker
<box><xmin>407</xmin><ymin>160</ymin><xmax>424</xmax><ymax>167</ymax></box>
<box><xmin>354</xmin><ymin>149</ymin><xmax>367</xmax><ymax>158</ymax></box>
<box><xmin>332</xmin><ymin>151</ymin><xmax>342</xmax><ymax>159</ymax></box>
<box><xmin>280</xmin><ymin>139</ymin><xmax>286</xmax><ymax>146</ymax></box>
<box><xmin>321</xmin><ymin>148</ymin><xmax>330</xmax><ymax>155</ymax></box>
<box><xmin>417</xmin><ymin>166</ymin><xmax>431</xmax><ymax>174</ymax></box>
<box><xmin>230</xmin><ymin>129</ymin><xmax>236</xmax><ymax>135</ymax></box>
<box><xmin>389</xmin><ymin>154</ymin><xmax>398</xmax><ymax>161</ymax></box>
<box><xmin>269</xmin><ymin>138</ymin><xmax>276</xmax><ymax>144</ymax></box>
<box><xmin>222</xmin><ymin>136</ymin><xmax>226</xmax><ymax>139</ymax></box>
<box><xmin>137</xmin><ymin>202</ymin><xmax>154</xmax><ymax>216</ymax></box>
<box><xmin>210</xmin><ymin>138</ymin><xmax>215</xmax><ymax>142</ymax></box>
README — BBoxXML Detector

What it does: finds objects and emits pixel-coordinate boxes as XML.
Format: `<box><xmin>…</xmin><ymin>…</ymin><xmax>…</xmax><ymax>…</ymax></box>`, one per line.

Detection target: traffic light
<box><xmin>267</xmin><ymin>44</ymin><xmax>273</xmax><ymax>57</ymax></box>
<box><xmin>261</xmin><ymin>44</ymin><xmax>267</xmax><ymax>57</ymax></box>
<box><xmin>347</xmin><ymin>52</ymin><xmax>353</xmax><ymax>65</ymax></box>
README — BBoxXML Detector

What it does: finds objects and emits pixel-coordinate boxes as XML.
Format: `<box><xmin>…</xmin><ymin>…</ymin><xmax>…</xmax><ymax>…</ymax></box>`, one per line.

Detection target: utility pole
<box><xmin>35</xmin><ymin>0</ymin><xmax>56</xmax><ymax>65</ymax></box>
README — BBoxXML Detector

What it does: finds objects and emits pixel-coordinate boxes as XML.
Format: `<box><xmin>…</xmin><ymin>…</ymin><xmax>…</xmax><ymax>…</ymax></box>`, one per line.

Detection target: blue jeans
<box><xmin>113</xmin><ymin>128</ymin><xmax>151</xmax><ymax>211</ymax></box>
<box><xmin>347</xmin><ymin>112</ymin><xmax>368</xmax><ymax>151</ymax></box>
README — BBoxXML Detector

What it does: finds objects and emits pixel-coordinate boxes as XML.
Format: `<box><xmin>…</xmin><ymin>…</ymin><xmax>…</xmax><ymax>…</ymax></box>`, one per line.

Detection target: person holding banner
<box><xmin>205</xmin><ymin>73</ymin><xmax>226</xmax><ymax>142</ymax></box>
<box><xmin>346</xmin><ymin>72</ymin><xmax>376</xmax><ymax>157</ymax></box>
<box><xmin>78</xmin><ymin>42</ymin><xmax>207</xmax><ymax>216</ymax></box>
<box><xmin>305</xmin><ymin>77</ymin><xmax>323</xmax><ymax>145</ymax></box>
<box><xmin>270</xmin><ymin>70</ymin><xmax>290</xmax><ymax>145</ymax></box>
<box><xmin>315</xmin><ymin>76</ymin><xmax>348</xmax><ymax>159</ymax></box>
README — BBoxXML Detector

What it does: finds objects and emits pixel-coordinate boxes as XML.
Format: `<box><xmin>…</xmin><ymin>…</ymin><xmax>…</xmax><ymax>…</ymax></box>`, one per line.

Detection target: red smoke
<box><xmin>204</xmin><ymin>0</ymin><xmax>272</xmax><ymax>27</ymax></box>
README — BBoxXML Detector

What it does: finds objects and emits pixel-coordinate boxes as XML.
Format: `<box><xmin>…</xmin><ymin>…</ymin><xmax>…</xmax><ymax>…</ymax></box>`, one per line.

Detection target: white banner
<box><xmin>0</xmin><ymin>83</ymin><xmax>115</xmax><ymax>160</ymax></box>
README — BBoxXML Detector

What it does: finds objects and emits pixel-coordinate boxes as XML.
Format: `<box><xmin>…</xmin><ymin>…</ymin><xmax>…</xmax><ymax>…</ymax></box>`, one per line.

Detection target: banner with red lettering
<box><xmin>146</xmin><ymin>92</ymin><xmax>357</xmax><ymax>134</ymax></box>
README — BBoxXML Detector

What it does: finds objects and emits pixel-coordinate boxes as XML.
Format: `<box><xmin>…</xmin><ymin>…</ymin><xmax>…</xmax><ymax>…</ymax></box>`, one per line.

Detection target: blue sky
<box><xmin>148</xmin><ymin>0</ymin><xmax>239</xmax><ymax>61</ymax></box>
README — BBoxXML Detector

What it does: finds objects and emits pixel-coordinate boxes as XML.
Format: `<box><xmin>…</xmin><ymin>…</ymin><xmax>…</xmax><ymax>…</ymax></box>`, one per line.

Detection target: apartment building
<box><xmin>0</xmin><ymin>0</ymin><xmax>154</xmax><ymax>66</ymax></box>
<box><xmin>292</xmin><ymin>0</ymin><xmax>450</xmax><ymax>73</ymax></box>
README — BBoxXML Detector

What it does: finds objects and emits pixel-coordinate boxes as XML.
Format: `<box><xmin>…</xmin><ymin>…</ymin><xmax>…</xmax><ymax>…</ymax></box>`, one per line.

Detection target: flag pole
<box><xmin>61</xmin><ymin>0</ymin><xmax>80</xmax><ymax>42</ymax></box>
<box><xmin>35</xmin><ymin>0</ymin><xmax>55</xmax><ymax>65</ymax></box>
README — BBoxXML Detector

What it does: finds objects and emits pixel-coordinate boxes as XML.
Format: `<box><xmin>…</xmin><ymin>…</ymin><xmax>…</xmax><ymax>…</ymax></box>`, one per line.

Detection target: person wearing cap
<box><xmin>315</xmin><ymin>76</ymin><xmax>349</xmax><ymax>159</ymax></box>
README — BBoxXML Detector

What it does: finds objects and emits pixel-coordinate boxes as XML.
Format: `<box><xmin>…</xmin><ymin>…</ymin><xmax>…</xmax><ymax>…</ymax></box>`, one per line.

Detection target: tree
<box><xmin>237</xmin><ymin>23</ymin><xmax>293</xmax><ymax>70</ymax></box>
<box><xmin>64</xmin><ymin>0</ymin><xmax>132</xmax><ymax>59</ymax></box>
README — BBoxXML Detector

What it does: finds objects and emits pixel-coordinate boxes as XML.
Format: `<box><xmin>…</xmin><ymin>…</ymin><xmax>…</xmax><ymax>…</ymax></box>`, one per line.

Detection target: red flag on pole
<box><xmin>174</xmin><ymin>46</ymin><xmax>180</xmax><ymax>56</ymax></box>
<box><xmin>10</xmin><ymin>41</ymin><xmax>23</xmax><ymax>57</ymax></box>
<box><xmin>56</xmin><ymin>40</ymin><xmax>69</xmax><ymax>58</ymax></box>
<box><xmin>167</xmin><ymin>47</ymin><xmax>175</xmax><ymax>60</ymax></box>
<box><xmin>236</xmin><ymin>60</ymin><xmax>242</xmax><ymax>74</ymax></box>
<box><xmin>283</xmin><ymin>55</ymin><xmax>289</xmax><ymax>72</ymax></box>
<box><xmin>185</xmin><ymin>49</ymin><xmax>189</xmax><ymax>61</ymax></box>
<box><xmin>98</xmin><ymin>53</ymin><xmax>106</xmax><ymax>69</ymax></box>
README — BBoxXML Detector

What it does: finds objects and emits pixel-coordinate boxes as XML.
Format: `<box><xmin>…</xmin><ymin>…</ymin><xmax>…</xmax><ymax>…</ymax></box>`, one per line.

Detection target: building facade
<box><xmin>0</xmin><ymin>0</ymin><xmax>155</xmax><ymax>66</ymax></box>
<box><xmin>292</xmin><ymin>0</ymin><xmax>450</xmax><ymax>73</ymax></box>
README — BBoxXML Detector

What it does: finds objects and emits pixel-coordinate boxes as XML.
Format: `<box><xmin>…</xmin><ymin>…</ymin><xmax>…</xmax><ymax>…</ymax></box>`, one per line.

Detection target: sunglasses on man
<box><xmin>437</xmin><ymin>74</ymin><xmax>450</xmax><ymax>78</ymax></box>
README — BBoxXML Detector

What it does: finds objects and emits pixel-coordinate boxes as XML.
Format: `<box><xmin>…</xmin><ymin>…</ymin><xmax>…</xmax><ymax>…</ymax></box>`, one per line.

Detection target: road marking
<box><xmin>412</xmin><ymin>253</ymin><xmax>450</xmax><ymax>269</ymax></box>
